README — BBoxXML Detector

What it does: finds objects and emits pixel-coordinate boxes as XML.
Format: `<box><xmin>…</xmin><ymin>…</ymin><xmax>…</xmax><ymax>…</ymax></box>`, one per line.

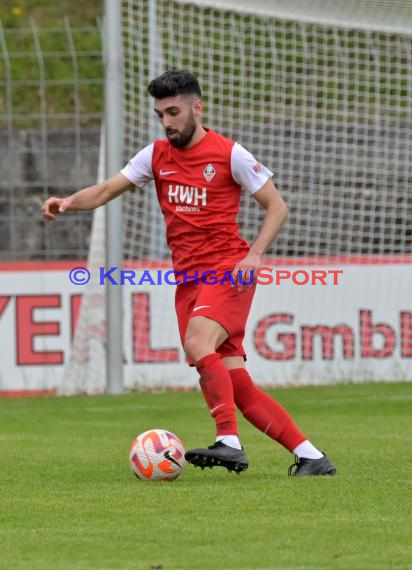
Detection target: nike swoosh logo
<box><xmin>210</xmin><ymin>403</ymin><xmax>225</xmax><ymax>415</ymax></box>
<box><xmin>159</xmin><ymin>169</ymin><xmax>178</xmax><ymax>176</ymax></box>
<box><xmin>164</xmin><ymin>450</ymin><xmax>182</xmax><ymax>469</ymax></box>
<box><xmin>193</xmin><ymin>305</ymin><xmax>212</xmax><ymax>312</ymax></box>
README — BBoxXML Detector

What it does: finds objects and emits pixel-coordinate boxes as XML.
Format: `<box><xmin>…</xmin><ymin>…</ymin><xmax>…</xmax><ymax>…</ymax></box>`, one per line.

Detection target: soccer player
<box><xmin>41</xmin><ymin>70</ymin><xmax>335</xmax><ymax>477</ymax></box>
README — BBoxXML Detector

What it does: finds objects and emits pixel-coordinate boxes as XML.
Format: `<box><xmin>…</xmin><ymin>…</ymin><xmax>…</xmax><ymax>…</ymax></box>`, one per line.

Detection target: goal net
<box><xmin>62</xmin><ymin>0</ymin><xmax>412</xmax><ymax>394</ymax></box>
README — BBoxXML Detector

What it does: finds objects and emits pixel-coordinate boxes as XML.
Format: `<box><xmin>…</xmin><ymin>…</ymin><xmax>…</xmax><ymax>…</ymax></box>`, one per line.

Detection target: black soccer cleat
<box><xmin>288</xmin><ymin>454</ymin><xmax>336</xmax><ymax>477</ymax></box>
<box><xmin>185</xmin><ymin>441</ymin><xmax>249</xmax><ymax>474</ymax></box>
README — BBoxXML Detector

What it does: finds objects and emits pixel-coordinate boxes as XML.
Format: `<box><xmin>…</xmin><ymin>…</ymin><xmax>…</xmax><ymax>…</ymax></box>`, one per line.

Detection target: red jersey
<box><xmin>121</xmin><ymin>128</ymin><xmax>272</xmax><ymax>273</ymax></box>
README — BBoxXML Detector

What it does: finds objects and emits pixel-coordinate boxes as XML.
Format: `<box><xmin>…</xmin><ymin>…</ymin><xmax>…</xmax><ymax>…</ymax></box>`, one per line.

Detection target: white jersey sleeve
<box><xmin>120</xmin><ymin>143</ymin><xmax>154</xmax><ymax>187</ymax></box>
<box><xmin>231</xmin><ymin>143</ymin><xmax>273</xmax><ymax>195</ymax></box>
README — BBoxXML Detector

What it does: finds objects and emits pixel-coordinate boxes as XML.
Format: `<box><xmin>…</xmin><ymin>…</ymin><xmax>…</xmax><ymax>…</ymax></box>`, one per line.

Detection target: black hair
<box><xmin>147</xmin><ymin>70</ymin><xmax>202</xmax><ymax>99</ymax></box>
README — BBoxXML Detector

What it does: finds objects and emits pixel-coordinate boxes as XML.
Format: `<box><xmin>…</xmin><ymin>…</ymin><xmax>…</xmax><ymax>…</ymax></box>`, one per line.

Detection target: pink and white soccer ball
<box><xmin>129</xmin><ymin>429</ymin><xmax>185</xmax><ymax>481</ymax></box>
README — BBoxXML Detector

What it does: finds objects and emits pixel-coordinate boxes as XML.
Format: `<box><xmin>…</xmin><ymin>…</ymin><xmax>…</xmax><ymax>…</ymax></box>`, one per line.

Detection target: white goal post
<box><xmin>61</xmin><ymin>0</ymin><xmax>412</xmax><ymax>394</ymax></box>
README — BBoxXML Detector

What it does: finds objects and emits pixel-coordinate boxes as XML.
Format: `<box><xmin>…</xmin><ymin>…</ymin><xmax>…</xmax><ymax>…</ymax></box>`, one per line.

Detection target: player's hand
<box><xmin>231</xmin><ymin>252</ymin><xmax>262</xmax><ymax>291</ymax></box>
<box><xmin>41</xmin><ymin>196</ymin><xmax>72</xmax><ymax>222</ymax></box>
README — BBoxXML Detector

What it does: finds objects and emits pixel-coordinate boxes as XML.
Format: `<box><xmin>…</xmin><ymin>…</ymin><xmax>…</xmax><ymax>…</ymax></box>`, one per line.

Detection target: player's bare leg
<box><xmin>224</xmin><ymin>357</ymin><xmax>335</xmax><ymax>476</ymax></box>
<box><xmin>183</xmin><ymin>316</ymin><xmax>249</xmax><ymax>473</ymax></box>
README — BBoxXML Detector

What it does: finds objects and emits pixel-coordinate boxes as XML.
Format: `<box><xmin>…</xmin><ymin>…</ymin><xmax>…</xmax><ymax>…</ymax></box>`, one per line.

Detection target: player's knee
<box><xmin>183</xmin><ymin>331</ymin><xmax>212</xmax><ymax>362</ymax></box>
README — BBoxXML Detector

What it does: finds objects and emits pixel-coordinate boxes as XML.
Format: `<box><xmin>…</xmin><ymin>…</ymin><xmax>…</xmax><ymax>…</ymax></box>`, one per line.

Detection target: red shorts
<box><xmin>175</xmin><ymin>274</ymin><xmax>256</xmax><ymax>366</ymax></box>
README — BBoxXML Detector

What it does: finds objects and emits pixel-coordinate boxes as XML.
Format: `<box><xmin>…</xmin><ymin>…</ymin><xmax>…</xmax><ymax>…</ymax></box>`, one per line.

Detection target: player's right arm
<box><xmin>41</xmin><ymin>173</ymin><xmax>133</xmax><ymax>222</ymax></box>
<box><xmin>42</xmin><ymin>143</ymin><xmax>155</xmax><ymax>222</ymax></box>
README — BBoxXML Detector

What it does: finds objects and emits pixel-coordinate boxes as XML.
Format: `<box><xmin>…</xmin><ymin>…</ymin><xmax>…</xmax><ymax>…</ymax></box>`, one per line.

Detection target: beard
<box><xmin>166</xmin><ymin>113</ymin><xmax>197</xmax><ymax>148</ymax></box>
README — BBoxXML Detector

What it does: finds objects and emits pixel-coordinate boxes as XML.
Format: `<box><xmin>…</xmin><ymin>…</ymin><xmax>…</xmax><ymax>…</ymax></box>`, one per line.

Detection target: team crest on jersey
<box><xmin>203</xmin><ymin>163</ymin><xmax>216</xmax><ymax>183</ymax></box>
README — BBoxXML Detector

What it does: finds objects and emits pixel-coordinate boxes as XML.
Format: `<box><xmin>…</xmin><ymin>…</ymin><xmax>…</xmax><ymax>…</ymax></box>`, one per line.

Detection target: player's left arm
<box><xmin>231</xmin><ymin>179</ymin><xmax>288</xmax><ymax>289</ymax></box>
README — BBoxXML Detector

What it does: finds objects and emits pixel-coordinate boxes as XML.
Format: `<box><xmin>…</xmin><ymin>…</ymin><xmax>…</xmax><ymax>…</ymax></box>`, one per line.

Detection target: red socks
<box><xmin>196</xmin><ymin>353</ymin><xmax>238</xmax><ymax>436</ymax></box>
<box><xmin>195</xmin><ymin>356</ymin><xmax>305</xmax><ymax>451</ymax></box>
<box><xmin>229</xmin><ymin>368</ymin><xmax>305</xmax><ymax>452</ymax></box>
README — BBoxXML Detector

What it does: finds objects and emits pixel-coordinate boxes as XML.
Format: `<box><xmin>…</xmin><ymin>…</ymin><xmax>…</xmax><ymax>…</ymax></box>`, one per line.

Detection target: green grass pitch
<box><xmin>1</xmin><ymin>382</ymin><xmax>411</xmax><ymax>570</ymax></box>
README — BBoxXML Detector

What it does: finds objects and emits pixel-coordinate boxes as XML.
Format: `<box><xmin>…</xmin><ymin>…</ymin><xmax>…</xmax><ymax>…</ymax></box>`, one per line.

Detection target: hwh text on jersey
<box><xmin>168</xmin><ymin>184</ymin><xmax>207</xmax><ymax>206</ymax></box>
